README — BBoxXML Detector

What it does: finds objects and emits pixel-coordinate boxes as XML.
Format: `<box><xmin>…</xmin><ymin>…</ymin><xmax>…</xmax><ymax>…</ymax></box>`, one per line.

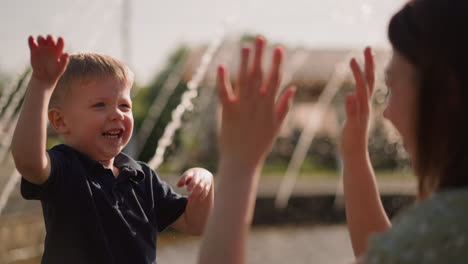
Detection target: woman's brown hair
<box><xmin>388</xmin><ymin>0</ymin><xmax>468</xmax><ymax>198</ymax></box>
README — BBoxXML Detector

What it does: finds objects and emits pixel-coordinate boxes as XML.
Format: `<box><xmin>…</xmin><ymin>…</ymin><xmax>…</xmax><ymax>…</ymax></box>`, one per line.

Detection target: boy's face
<box><xmin>59</xmin><ymin>77</ymin><xmax>133</xmax><ymax>165</ymax></box>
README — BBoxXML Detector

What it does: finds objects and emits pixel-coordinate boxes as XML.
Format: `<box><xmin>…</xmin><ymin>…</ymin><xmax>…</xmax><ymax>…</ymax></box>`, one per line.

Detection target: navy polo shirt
<box><xmin>21</xmin><ymin>144</ymin><xmax>187</xmax><ymax>264</ymax></box>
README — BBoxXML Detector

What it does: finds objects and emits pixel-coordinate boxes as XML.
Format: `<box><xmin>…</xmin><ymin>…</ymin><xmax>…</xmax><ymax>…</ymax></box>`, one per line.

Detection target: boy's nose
<box><xmin>109</xmin><ymin>108</ymin><xmax>125</xmax><ymax>121</ymax></box>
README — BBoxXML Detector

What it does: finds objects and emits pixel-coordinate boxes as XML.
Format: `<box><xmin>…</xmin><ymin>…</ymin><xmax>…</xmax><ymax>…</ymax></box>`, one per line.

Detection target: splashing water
<box><xmin>278</xmin><ymin>49</ymin><xmax>311</xmax><ymax>97</ymax></box>
<box><xmin>147</xmin><ymin>23</ymin><xmax>229</xmax><ymax>170</ymax></box>
<box><xmin>0</xmin><ymin>1</ymin><xmax>128</xmax><ymax>217</ymax></box>
<box><xmin>169</xmin><ymin>33</ymin><xmax>241</xmax><ymax>172</ymax></box>
<box><xmin>275</xmin><ymin>51</ymin><xmax>356</xmax><ymax>209</ymax></box>
<box><xmin>0</xmin><ymin>170</ymin><xmax>20</xmax><ymax>215</ymax></box>
<box><xmin>136</xmin><ymin>56</ymin><xmax>188</xmax><ymax>157</ymax></box>
<box><xmin>0</xmin><ymin>115</ymin><xmax>20</xmax><ymax>163</ymax></box>
<box><xmin>0</xmin><ymin>74</ymin><xmax>26</xmax><ymax>119</ymax></box>
<box><xmin>0</xmin><ymin>70</ymin><xmax>31</xmax><ymax>131</ymax></box>
<box><xmin>0</xmin><ymin>72</ymin><xmax>31</xmax><ymax>216</ymax></box>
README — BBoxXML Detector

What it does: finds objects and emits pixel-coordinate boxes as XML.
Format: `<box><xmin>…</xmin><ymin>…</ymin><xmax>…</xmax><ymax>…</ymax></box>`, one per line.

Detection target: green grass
<box><xmin>156</xmin><ymin>156</ymin><xmax>414</xmax><ymax>182</ymax></box>
<box><xmin>261</xmin><ymin>162</ymin><xmax>414</xmax><ymax>181</ymax></box>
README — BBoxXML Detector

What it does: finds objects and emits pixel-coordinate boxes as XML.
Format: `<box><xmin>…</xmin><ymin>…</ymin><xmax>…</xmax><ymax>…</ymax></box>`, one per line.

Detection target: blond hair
<box><xmin>49</xmin><ymin>53</ymin><xmax>134</xmax><ymax>108</ymax></box>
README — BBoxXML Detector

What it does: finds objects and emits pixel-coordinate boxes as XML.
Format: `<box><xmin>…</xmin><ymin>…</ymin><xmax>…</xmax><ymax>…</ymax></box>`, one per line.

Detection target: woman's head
<box><xmin>387</xmin><ymin>0</ymin><xmax>468</xmax><ymax>198</ymax></box>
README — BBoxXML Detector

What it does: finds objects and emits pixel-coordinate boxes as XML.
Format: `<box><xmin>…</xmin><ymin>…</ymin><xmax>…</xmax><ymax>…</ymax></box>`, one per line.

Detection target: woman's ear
<box><xmin>48</xmin><ymin>108</ymin><xmax>69</xmax><ymax>134</ymax></box>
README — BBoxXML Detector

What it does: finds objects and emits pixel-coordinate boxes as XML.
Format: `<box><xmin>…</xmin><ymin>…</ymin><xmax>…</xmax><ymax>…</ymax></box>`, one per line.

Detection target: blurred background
<box><xmin>0</xmin><ymin>0</ymin><xmax>414</xmax><ymax>263</ymax></box>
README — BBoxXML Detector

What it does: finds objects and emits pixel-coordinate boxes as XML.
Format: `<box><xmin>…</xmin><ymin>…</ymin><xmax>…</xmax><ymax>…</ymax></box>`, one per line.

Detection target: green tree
<box><xmin>132</xmin><ymin>46</ymin><xmax>189</xmax><ymax>162</ymax></box>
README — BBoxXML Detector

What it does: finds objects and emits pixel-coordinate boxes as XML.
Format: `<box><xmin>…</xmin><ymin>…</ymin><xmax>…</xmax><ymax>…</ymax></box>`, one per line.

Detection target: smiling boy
<box><xmin>11</xmin><ymin>35</ymin><xmax>214</xmax><ymax>264</ymax></box>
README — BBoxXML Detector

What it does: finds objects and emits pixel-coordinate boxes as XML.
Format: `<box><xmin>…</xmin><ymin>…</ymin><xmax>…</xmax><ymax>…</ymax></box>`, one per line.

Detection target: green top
<box><xmin>365</xmin><ymin>188</ymin><xmax>468</xmax><ymax>264</ymax></box>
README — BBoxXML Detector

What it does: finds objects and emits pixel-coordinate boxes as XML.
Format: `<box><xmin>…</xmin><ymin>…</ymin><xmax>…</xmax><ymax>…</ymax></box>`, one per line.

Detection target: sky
<box><xmin>0</xmin><ymin>0</ymin><xmax>407</xmax><ymax>85</ymax></box>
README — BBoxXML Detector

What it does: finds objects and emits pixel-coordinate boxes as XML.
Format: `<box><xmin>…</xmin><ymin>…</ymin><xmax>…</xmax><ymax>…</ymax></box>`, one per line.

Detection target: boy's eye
<box><xmin>92</xmin><ymin>102</ymin><xmax>105</xmax><ymax>107</ymax></box>
<box><xmin>120</xmin><ymin>104</ymin><xmax>131</xmax><ymax>109</ymax></box>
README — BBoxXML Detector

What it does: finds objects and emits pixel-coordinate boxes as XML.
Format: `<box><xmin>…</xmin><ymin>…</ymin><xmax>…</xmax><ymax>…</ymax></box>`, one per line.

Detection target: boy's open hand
<box><xmin>340</xmin><ymin>47</ymin><xmax>375</xmax><ymax>158</ymax></box>
<box><xmin>28</xmin><ymin>35</ymin><xmax>69</xmax><ymax>85</ymax></box>
<box><xmin>217</xmin><ymin>36</ymin><xmax>296</xmax><ymax>167</ymax></box>
<box><xmin>177</xmin><ymin>168</ymin><xmax>213</xmax><ymax>202</ymax></box>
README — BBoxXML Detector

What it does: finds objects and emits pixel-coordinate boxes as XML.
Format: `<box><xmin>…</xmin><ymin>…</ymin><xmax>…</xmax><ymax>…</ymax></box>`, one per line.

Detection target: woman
<box><xmin>199</xmin><ymin>1</ymin><xmax>468</xmax><ymax>263</ymax></box>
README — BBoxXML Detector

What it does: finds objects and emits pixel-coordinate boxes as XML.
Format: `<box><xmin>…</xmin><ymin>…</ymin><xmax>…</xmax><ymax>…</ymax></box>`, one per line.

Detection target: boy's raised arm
<box><xmin>11</xmin><ymin>35</ymin><xmax>69</xmax><ymax>185</ymax></box>
<box><xmin>198</xmin><ymin>36</ymin><xmax>296</xmax><ymax>264</ymax></box>
<box><xmin>341</xmin><ymin>47</ymin><xmax>391</xmax><ymax>257</ymax></box>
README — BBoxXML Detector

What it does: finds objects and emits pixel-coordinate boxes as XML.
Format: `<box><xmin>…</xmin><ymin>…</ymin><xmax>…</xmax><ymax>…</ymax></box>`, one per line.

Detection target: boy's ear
<box><xmin>48</xmin><ymin>108</ymin><xmax>69</xmax><ymax>134</ymax></box>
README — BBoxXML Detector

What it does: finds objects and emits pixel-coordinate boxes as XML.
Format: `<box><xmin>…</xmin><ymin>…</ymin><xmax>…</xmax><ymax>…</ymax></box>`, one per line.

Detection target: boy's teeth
<box><xmin>103</xmin><ymin>129</ymin><xmax>122</xmax><ymax>138</ymax></box>
<box><xmin>105</xmin><ymin>130</ymin><xmax>121</xmax><ymax>135</ymax></box>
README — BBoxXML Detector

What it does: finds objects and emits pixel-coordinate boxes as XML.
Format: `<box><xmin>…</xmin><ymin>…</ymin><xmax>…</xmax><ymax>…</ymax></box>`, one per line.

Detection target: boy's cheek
<box><xmin>129</xmin><ymin>119</ymin><xmax>134</xmax><ymax>130</ymax></box>
<box><xmin>125</xmin><ymin>113</ymin><xmax>134</xmax><ymax>125</ymax></box>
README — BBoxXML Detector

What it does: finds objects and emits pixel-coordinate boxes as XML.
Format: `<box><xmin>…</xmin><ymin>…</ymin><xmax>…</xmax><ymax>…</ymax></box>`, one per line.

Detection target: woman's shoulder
<box><xmin>365</xmin><ymin>187</ymin><xmax>468</xmax><ymax>264</ymax></box>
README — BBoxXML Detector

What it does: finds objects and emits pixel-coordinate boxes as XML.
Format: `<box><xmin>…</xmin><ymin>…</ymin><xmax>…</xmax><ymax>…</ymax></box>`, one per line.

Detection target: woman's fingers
<box><xmin>217</xmin><ymin>65</ymin><xmax>234</xmax><ymax>105</ymax></box>
<box><xmin>263</xmin><ymin>46</ymin><xmax>283</xmax><ymax>97</ymax></box>
<box><xmin>364</xmin><ymin>47</ymin><xmax>375</xmax><ymax>95</ymax></box>
<box><xmin>248</xmin><ymin>37</ymin><xmax>266</xmax><ymax>93</ymax></box>
<box><xmin>237</xmin><ymin>46</ymin><xmax>251</xmax><ymax>98</ymax></box>
<box><xmin>275</xmin><ymin>86</ymin><xmax>296</xmax><ymax>123</ymax></box>
<box><xmin>345</xmin><ymin>94</ymin><xmax>358</xmax><ymax>119</ymax></box>
<box><xmin>350</xmin><ymin>58</ymin><xmax>369</xmax><ymax>114</ymax></box>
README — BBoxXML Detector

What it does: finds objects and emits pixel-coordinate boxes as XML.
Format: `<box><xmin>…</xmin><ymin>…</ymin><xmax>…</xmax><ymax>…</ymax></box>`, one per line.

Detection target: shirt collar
<box><xmin>114</xmin><ymin>151</ymin><xmax>145</xmax><ymax>182</ymax></box>
<box><xmin>55</xmin><ymin>144</ymin><xmax>145</xmax><ymax>182</ymax></box>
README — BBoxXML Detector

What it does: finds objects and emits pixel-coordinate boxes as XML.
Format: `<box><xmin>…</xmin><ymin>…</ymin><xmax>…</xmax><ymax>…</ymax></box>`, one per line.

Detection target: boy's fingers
<box><xmin>178</xmin><ymin>169</ymin><xmax>196</xmax><ymax>187</ymax></box>
<box><xmin>350</xmin><ymin>58</ymin><xmax>369</xmax><ymax>113</ymax></box>
<box><xmin>275</xmin><ymin>86</ymin><xmax>296</xmax><ymax>124</ymax></box>
<box><xmin>59</xmin><ymin>53</ymin><xmax>69</xmax><ymax>73</ymax></box>
<box><xmin>237</xmin><ymin>45</ymin><xmax>250</xmax><ymax>98</ymax></box>
<box><xmin>177</xmin><ymin>173</ymin><xmax>190</xmax><ymax>187</ymax></box>
<box><xmin>57</xmin><ymin>37</ymin><xmax>65</xmax><ymax>52</ymax></box>
<box><xmin>197</xmin><ymin>182</ymin><xmax>209</xmax><ymax>200</ymax></box>
<box><xmin>46</xmin><ymin>35</ymin><xmax>56</xmax><ymax>47</ymax></box>
<box><xmin>177</xmin><ymin>176</ymin><xmax>186</xmax><ymax>187</ymax></box>
<box><xmin>217</xmin><ymin>65</ymin><xmax>234</xmax><ymax>105</ymax></box>
<box><xmin>189</xmin><ymin>184</ymin><xmax>204</xmax><ymax>201</ymax></box>
<box><xmin>187</xmin><ymin>177</ymin><xmax>200</xmax><ymax>192</ymax></box>
<box><xmin>37</xmin><ymin>35</ymin><xmax>46</xmax><ymax>46</ymax></box>
<box><xmin>198</xmin><ymin>186</ymin><xmax>209</xmax><ymax>201</ymax></box>
<box><xmin>45</xmin><ymin>35</ymin><xmax>53</xmax><ymax>46</ymax></box>
<box><xmin>28</xmin><ymin>36</ymin><xmax>38</xmax><ymax>52</ymax></box>
<box><xmin>249</xmin><ymin>36</ymin><xmax>266</xmax><ymax>92</ymax></box>
<box><xmin>364</xmin><ymin>47</ymin><xmax>375</xmax><ymax>95</ymax></box>
<box><xmin>263</xmin><ymin>46</ymin><xmax>283</xmax><ymax>97</ymax></box>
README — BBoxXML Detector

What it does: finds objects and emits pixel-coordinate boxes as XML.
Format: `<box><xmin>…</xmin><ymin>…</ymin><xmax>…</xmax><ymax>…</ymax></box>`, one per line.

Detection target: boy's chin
<box><xmin>98</xmin><ymin>146</ymin><xmax>126</xmax><ymax>158</ymax></box>
<box><xmin>66</xmin><ymin>142</ymin><xmax>125</xmax><ymax>162</ymax></box>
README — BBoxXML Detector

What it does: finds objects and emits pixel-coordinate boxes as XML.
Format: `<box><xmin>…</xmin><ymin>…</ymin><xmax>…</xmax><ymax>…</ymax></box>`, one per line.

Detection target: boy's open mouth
<box><xmin>102</xmin><ymin>129</ymin><xmax>123</xmax><ymax>139</ymax></box>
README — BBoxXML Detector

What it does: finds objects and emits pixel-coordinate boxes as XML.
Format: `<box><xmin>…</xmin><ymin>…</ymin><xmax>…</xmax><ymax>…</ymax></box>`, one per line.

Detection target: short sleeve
<box><xmin>21</xmin><ymin>147</ymin><xmax>69</xmax><ymax>201</ymax></box>
<box><xmin>366</xmin><ymin>189</ymin><xmax>468</xmax><ymax>264</ymax></box>
<box><xmin>150</xmin><ymin>169</ymin><xmax>187</xmax><ymax>232</ymax></box>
